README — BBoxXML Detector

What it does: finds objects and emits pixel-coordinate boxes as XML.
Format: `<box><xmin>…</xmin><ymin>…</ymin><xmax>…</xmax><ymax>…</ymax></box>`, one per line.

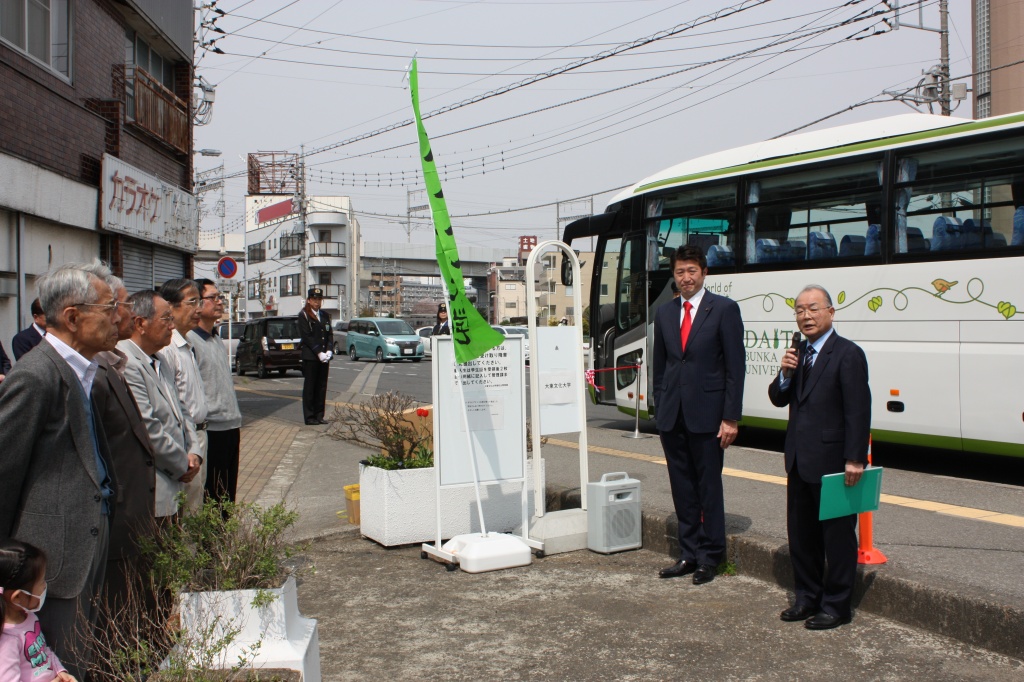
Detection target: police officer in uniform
<box><xmin>298</xmin><ymin>287</ymin><xmax>334</xmax><ymax>425</ymax></box>
<box><xmin>431</xmin><ymin>303</ymin><xmax>450</xmax><ymax>336</ymax></box>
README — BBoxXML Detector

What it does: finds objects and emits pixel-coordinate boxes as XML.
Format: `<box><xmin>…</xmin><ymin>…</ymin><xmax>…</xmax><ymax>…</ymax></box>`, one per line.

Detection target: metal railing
<box><xmin>129</xmin><ymin>67</ymin><xmax>189</xmax><ymax>153</ymax></box>
<box><xmin>317</xmin><ymin>283</ymin><xmax>346</xmax><ymax>298</ymax></box>
<box><xmin>308</xmin><ymin>242</ymin><xmax>347</xmax><ymax>257</ymax></box>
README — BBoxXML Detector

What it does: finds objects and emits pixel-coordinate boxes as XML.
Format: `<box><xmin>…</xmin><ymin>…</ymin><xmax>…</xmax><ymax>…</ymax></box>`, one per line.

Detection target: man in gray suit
<box><xmin>0</xmin><ymin>262</ymin><xmax>120</xmax><ymax>679</ymax></box>
<box><xmin>117</xmin><ymin>290</ymin><xmax>201</xmax><ymax>520</ymax></box>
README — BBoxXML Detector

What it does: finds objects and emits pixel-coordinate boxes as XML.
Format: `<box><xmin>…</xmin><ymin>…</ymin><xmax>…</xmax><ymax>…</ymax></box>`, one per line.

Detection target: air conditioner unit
<box><xmin>587</xmin><ymin>472</ymin><xmax>641</xmax><ymax>554</ymax></box>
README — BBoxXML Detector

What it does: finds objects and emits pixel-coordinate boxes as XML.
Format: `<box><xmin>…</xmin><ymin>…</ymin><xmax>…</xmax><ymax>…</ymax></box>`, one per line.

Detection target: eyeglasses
<box><xmin>794</xmin><ymin>305</ymin><xmax>832</xmax><ymax>317</ymax></box>
<box><xmin>117</xmin><ymin>300</ymin><xmax>134</xmax><ymax>309</ymax></box>
<box><xmin>200</xmin><ymin>294</ymin><xmax>226</xmax><ymax>304</ymax></box>
<box><xmin>72</xmin><ymin>301</ymin><xmax>120</xmax><ymax>315</ymax></box>
<box><xmin>178</xmin><ymin>298</ymin><xmax>201</xmax><ymax>308</ymax></box>
<box><xmin>154</xmin><ymin>314</ymin><xmax>175</xmax><ymax>325</ymax></box>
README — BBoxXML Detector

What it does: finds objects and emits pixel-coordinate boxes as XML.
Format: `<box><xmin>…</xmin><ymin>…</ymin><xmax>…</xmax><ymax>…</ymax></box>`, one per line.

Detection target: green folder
<box><xmin>819</xmin><ymin>466</ymin><xmax>883</xmax><ymax>521</ymax></box>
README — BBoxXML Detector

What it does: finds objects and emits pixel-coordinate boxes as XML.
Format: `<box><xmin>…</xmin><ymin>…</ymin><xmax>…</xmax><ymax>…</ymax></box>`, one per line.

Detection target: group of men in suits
<box><xmin>653</xmin><ymin>246</ymin><xmax>870</xmax><ymax>630</ymax></box>
<box><xmin>0</xmin><ymin>262</ymin><xmax>242</xmax><ymax>679</ymax></box>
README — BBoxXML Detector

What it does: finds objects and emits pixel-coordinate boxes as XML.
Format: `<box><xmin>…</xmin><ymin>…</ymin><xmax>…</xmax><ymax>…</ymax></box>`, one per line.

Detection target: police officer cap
<box><xmin>438</xmin><ymin>303</ymin><xmax>447</xmax><ymax>312</ymax></box>
<box><xmin>307</xmin><ymin>287</ymin><xmax>324</xmax><ymax>299</ymax></box>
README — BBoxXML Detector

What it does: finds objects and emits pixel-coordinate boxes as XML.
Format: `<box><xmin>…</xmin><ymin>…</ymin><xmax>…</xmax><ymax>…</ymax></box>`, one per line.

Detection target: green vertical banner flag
<box><xmin>409</xmin><ymin>60</ymin><xmax>504</xmax><ymax>364</ymax></box>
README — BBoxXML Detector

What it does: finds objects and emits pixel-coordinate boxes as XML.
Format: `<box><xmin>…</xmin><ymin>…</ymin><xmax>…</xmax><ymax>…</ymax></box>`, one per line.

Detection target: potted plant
<box><xmin>90</xmin><ymin>499</ymin><xmax>321</xmax><ymax>682</ymax></box>
<box><xmin>329</xmin><ymin>391</ymin><xmax>541</xmax><ymax>546</ymax></box>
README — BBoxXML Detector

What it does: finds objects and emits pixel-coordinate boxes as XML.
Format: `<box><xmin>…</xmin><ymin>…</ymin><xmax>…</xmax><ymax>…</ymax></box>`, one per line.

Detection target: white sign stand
<box><xmin>524</xmin><ymin>241</ymin><xmax>590</xmax><ymax>556</ymax></box>
<box><xmin>421</xmin><ymin>335</ymin><xmax>534</xmax><ymax>572</ymax></box>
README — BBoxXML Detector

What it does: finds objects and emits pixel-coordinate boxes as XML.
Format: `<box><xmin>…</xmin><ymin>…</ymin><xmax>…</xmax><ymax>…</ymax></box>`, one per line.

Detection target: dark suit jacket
<box><xmin>0</xmin><ymin>341</ymin><xmax>113</xmax><ymax>598</ymax></box>
<box><xmin>0</xmin><ymin>340</ymin><xmax>10</xmax><ymax>375</ymax></box>
<box><xmin>652</xmin><ymin>290</ymin><xmax>745</xmax><ymax>434</ymax></box>
<box><xmin>768</xmin><ymin>331</ymin><xmax>871</xmax><ymax>483</ymax></box>
<box><xmin>11</xmin><ymin>325</ymin><xmax>43</xmax><ymax>360</ymax></box>
<box><xmin>92</xmin><ymin>355</ymin><xmax>157</xmax><ymax>560</ymax></box>
<box><xmin>298</xmin><ymin>308</ymin><xmax>333</xmax><ymax>361</ymax></box>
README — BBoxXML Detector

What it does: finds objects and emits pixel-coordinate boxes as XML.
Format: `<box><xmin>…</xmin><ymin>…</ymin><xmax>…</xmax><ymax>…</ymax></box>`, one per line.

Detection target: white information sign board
<box><xmin>432</xmin><ymin>336</ymin><xmax>526</xmax><ymax>487</ymax></box>
<box><xmin>535</xmin><ymin>326</ymin><xmax>583</xmax><ymax>435</ymax></box>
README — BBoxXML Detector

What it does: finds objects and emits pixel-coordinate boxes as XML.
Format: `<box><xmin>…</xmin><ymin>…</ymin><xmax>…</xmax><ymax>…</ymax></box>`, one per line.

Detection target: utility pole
<box><xmin>889</xmin><ymin>0</ymin><xmax>952</xmax><ymax>116</ymax></box>
<box><xmin>938</xmin><ymin>0</ymin><xmax>950</xmax><ymax>116</ymax></box>
<box><xmin>297</xmin><ymin>144</ymin><xmax>308</xmax><ymax>297</ymax></box>
<box><xmin>407</xmin><ymin>189</ymin><xmax>428</xmax><ymax>243</ymax></box>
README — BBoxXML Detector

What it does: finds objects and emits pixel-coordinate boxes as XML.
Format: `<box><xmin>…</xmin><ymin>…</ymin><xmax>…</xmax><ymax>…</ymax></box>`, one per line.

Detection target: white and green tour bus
<box><xmin>563</xmin><ymin>111</ymin><xmax>1024</xmax><ymax>458</ymax></box>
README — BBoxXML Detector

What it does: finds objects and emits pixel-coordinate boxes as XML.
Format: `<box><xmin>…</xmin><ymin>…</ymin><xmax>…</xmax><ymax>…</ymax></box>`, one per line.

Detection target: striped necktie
<box><xmin>803</xmin><ymin>343</ymin><xmax>816</xmax><ymax>378</ymax></box>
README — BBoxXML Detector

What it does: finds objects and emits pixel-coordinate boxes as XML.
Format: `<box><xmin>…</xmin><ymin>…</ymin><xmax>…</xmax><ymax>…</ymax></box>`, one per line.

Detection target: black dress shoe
<box><xmin>780</xmin><ymin>604</ymin><xmax>817</xmax><ymax>622</ymax></box>
<box><xmin>692</xmin><ymin>564</ymin><xmax>716</xmax><ymax>585</ymax></box>
<box><xmin>659</xmin><ymin>559</ymin><xmax>698</xmax><ymax>579</ymax></box>
<box><xmin>317</xmin><ymin>418</ymin><xmax>330</xmax><ymax>424</ymax></box>
<box><xmin>804</xmin><ymin>612</ymin><xmax>852</xmax><ymax>630</ymax></box>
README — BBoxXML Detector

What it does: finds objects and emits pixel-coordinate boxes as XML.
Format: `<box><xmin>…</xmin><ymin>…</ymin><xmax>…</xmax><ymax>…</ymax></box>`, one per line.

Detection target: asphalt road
<box><xmin>237</xmin><ymin>358</ymin><xmax>1024</xmax><ymax>488</ymax></box>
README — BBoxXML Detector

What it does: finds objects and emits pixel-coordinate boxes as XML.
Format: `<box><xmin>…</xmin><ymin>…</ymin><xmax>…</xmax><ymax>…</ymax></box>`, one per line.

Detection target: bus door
<box><xmin>601</xmin><ymin>232</ymin><xmax>651</xmax><ymax>415</ymax></box>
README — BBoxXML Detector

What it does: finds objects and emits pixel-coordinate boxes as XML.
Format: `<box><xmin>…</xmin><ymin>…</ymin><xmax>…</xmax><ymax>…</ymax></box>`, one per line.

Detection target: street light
<box><xmin>196</xmin><ymin>148</ymin><xmax>222</xmax><ymax>157</ymax></box>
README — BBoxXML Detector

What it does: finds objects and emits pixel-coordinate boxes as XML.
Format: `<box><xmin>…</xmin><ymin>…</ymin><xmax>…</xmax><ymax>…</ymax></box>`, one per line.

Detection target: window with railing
<box><xmin>0</xmin><ymin>0</ymin><xmax>71</xmax><ymax>78</ymax></box>
<box><xmin>247</xmin><ymin>243</ymin><xmax>266</xmax><ymax>264</ymax></box>
<box><xmin>123</xmin><ymin>31</ymin><xmax>187</xmax><ymax>152</ymax></box>
<box><xmin>280</xmin><ymin>234</ymin><xmax>303</xmax><ymax>258</ymax></box>
<box><xmin>309</xmin><ymin>242</ymin><xmax>346</xmax><ymax>257</ymax></box>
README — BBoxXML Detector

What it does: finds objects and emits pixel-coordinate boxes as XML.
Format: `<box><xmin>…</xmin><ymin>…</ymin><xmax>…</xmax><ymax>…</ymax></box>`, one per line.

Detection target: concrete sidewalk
<box><xmin>238</xmin><ymin>414</ymin><xmax>1024</xmax><ymax>663</ymax></box>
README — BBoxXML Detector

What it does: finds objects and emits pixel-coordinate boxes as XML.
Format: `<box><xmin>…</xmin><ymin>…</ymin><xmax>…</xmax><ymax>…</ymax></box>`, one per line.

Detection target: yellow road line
<box><xmin>546</xmin><ymin>436</ymin><xmax>1024</xmax><ymax>529</ymax></box>
<box><xmin>235</xmin><ymin>385</ymin><xmax>357</xmax><ymax>409</ymax></box>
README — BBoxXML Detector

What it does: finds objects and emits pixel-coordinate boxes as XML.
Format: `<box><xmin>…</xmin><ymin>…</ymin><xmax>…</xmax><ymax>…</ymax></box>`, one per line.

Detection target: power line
<box><xmin>213</xmin><ymin>0</ymin><xmax>774</xmax><ymax>183</ymax></box>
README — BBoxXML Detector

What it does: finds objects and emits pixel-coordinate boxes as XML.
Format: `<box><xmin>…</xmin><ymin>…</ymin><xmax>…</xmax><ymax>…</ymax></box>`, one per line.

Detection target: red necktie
<box><xmin>680</xmin><ymin>300</ymin><xmax>693</xmax><ymax>353</ymax></box>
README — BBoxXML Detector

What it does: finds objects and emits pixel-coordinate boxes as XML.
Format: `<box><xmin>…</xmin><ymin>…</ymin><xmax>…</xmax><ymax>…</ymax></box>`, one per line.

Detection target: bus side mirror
<box><xmin>560</xmin><ymin>255</ymin><xmax>574</xmax><ymax>286</ymax></box>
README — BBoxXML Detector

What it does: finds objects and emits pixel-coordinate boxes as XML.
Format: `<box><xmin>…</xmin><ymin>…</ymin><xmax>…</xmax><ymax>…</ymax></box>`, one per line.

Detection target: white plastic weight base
<box><xmin>441</xmin><ymin>532</ymin><xmax>532</xmax><ymax>573</ymax></box>
<box><xmin>516</xmin><ymin>508</ymin><xmax>589</xmax><ymax>556</ymax></box>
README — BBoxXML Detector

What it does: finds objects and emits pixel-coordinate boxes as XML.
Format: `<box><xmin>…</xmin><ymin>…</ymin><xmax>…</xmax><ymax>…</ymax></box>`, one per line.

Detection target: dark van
<box><xmin>236</xmin><ymin>315</ymin><xmax>302</xmax><ymax>378</ymax></box>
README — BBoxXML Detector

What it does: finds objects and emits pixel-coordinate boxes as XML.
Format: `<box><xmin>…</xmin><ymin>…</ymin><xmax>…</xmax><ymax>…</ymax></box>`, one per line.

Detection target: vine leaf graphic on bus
<box><xmin>740</xmin><ymin>278</ymin><xmax>1019</xmax><ymax>321</ymax></box>
<box><xmin>931</xmin><ymin>279</ymin><xmax>958</xmax><ymax>296</ymax></box>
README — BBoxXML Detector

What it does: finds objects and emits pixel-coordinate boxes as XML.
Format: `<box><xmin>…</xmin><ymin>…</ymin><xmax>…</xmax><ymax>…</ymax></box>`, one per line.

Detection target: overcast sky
<box><xmin>193</xmin><ymin>0</ymin><xmax>973</xmax><ymax>254</ymax></box>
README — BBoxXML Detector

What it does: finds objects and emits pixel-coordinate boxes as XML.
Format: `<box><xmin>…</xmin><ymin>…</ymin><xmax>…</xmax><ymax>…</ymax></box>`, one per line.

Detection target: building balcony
<box><xmin>307</xmin><ymin>211</ymin><xmax>348</xmax><ymax>228</ymax></box>
<box><xmin>125</xmin><ymin>66</ymin><xmax>189</xmax><ymax>154</ymax></box>
<box><xmin>308</xmin><ymin>242</ymin><xmax>348</xmax><ymax>268</ymax></box>
<box><xmin>318</xmin><ymin>283</ymin><xmax>346</xmax><ymax>299</ymax></box>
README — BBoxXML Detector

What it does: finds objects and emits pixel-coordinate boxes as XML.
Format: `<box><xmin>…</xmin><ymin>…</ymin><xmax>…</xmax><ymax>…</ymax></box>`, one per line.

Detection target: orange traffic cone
<box><xmin>857</xmin><ymin>435</ymin><xmax>887</xmax><ymax>565</ymax></box>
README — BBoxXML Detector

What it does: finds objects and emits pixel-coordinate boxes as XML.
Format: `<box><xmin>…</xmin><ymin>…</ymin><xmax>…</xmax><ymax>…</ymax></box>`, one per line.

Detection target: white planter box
<box><xmin>359</xmin><ymin>460</ymin><xmax>543</xmax><ymax>547</ymax></box>
<box><xmin>178</xmin><ymin>575</ymin><xmax>320</xmax><ymax>682</ymax></box>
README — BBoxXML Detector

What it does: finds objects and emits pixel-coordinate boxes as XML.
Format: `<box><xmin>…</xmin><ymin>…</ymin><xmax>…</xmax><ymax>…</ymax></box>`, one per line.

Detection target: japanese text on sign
<box><xmin>452</xmin><ymin>347</ymin><xmax>510</xmax><ymax>390</ymax></box>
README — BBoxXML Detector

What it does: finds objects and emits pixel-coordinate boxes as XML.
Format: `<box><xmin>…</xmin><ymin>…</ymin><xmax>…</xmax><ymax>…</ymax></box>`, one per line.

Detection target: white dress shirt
<box><xmin>159</xmin><ymin>329</ymin><xmax>209</xmax><ymax>426</ymax></box>
<box><xmin>45</xmin><ymin>334</ymin><xmax>98</xmax><ymax>395</ymax></box>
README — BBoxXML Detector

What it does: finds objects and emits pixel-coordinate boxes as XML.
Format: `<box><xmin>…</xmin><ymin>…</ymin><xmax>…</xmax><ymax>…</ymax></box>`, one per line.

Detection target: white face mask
<box><xmin>20</xmin><ymin>586</ymin><xmax>46</xmax><ymax>614</ymax></box>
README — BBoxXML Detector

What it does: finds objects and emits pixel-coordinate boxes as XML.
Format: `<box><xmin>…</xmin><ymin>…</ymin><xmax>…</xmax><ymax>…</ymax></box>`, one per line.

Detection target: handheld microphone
<box><xmin>790</xmin><ymin>331</ymin><xmax>802</xmax><ymax>349</ymax></box>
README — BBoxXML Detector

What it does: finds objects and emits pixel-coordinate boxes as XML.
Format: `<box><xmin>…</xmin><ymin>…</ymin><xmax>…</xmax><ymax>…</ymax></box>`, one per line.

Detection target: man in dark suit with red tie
<box><xmin>768</xmin><ymin>284</ymin><xmax>870</xmax><ymax>630</ymax></box>
<box><xmin>652</xmin><ymin>246</ymin><xmax>745</xmax><ymax>585</ymax></box>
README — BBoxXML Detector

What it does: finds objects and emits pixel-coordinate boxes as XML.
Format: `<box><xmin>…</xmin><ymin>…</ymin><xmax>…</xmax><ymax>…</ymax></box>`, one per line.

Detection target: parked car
<box><xmin>235</xmin><ymin>316</ymin><xmax>303</xmax><ymax>378</ymax></box>
<box><xmin>332</xmin><ymin>320</ymin><xmax>349</xmax><ymax>355</ymax></box>
<box><xmin>416</xmin><ymin>326</ymin><xmax>433</xmax><ymax>356</ymax></box>
<box><xmin>491</xmin><ymin>325</ymin><xmax>530</xmax><ymax>363</ymax></box>
<box><xmin>216</xmin><ymin>322</ymin><xmax>243</xmax><ymax>365</ymax></box>
<box><xmin>346</xmin><ymin>317</ymin><xmax>424</xmax><ymax>362</ymax></box>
